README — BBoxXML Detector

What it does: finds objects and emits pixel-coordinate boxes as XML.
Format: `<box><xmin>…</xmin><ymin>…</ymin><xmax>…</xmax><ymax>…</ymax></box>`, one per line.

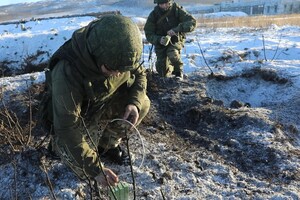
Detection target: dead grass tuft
<box><xmin>0</xmin><ymin>83</ymin><xmax>45</xmax><ymax>155</ymax></box>
<box><xmin>196</xmin><ymin>14</ymin><xmax>300</xmax><ymax>28</ymax></box>
<box><xmin>21</xmin><ymin>50</ymin><xmax>49</xmax><ymax>74</ymax></box>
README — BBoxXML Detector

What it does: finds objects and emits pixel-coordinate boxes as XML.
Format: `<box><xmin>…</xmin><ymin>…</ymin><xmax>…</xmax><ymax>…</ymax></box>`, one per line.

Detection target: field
<box><xmin>0</xmin><ymin>1</ymin><xmax>300</xmax><ymax>199</ymax></box>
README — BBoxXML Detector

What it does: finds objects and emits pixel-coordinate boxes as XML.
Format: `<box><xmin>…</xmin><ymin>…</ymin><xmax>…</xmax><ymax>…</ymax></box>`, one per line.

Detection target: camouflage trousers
<box><xmin>155</xmin><ymin>43</ymin><xmax>183</xmax><ymax>77</ymax></box>
<box><xmin>50</xmin><ymin>88</ymin><xmax>150</xmax><ymax>179</ymax></box>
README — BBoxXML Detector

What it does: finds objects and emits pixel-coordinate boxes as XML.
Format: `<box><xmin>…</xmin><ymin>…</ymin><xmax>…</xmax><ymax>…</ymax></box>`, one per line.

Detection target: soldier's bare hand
<box><xmin>167</xmin><ymin>29</ymin><xmax>176</xmax><ymax>36</ymax></box>
<box><xmin>95</xmin><ymin>168</ymin><xmax>119</xmax><ymax>187</ymax></box>
<box><xmin>123</xmin><ymin>104</ymin><xmax>139</xmax><ymax>125</ymax></box>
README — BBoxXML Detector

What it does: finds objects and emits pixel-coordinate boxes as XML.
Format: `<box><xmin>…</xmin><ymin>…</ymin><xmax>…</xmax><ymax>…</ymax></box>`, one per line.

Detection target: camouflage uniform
<box><xmin>41</xmin><ymin>15</ymin><xmax>150</xmax><ymax>179</ymax></box>
<box><xmin>144</xmin><ymin>0</ymin><xmax>196</xmax><ymax>77</ymax></box>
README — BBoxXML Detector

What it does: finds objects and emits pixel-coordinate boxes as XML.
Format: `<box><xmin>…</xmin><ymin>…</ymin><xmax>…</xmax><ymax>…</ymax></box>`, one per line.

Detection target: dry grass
<box><xmin>138</xmin><ymin>13</ymin><xmax>300</xmax><ymax>30</ymax></box>
<box><xmin>196</xmin><ymin>14</ymin><xmax>300</xmax><ymax>28</ymax></box>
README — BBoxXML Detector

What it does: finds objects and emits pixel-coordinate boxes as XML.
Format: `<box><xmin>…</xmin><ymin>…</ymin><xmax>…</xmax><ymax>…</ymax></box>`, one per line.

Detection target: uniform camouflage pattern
<box><xmin>74</xmin><ymin>14</ymin><xmax>143</xmax><ymax>73</ymax></box>
<box><xmin>144</xmin><ymin>2</ymin><xmax>196</xmax><ymax>77</ymax></box>
<box><xmin>43</xmin><ymin>14</ymin><xmax>150</xmax><ymax>178</ymax></box>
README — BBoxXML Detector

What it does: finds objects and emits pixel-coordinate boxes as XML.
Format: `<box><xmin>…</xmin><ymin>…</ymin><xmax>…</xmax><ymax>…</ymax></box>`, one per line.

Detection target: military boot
<box><xmin>174</xmin><ymin>71</ymin><xmax>183</xmax><ymax>80</ymax></box>
<box><xmin>98</xmin><ymin>120</ymin><xmax>132</xmax><ymax>165</ymax></box>
<box><xmin>98</xmin><ymin>145</ymin><xmax>129</xmax><ymax>165</ymax></box>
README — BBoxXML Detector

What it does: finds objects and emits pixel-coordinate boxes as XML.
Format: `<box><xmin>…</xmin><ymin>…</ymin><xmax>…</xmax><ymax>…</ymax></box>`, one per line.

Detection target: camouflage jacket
<box><xmin>144</xmin><ymin>2</ymin><xmax>196</xmax><ymax>46</ymax></box>
<box><xmin>44</xmin><ymin>20</ymin><xmax>147</xmax><ymax>177</ymax></box>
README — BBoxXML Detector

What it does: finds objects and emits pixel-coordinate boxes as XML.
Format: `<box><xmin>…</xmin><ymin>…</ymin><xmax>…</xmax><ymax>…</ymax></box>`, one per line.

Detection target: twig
<box><xmin>26</xmin><ymin>81</ymin><xmax>32</xmax><ymax>146</ymax></box>
<box><xmin>0</xmin><ymin>127</ymin><xmax>16</xmax><ymax>151</ymax></box>
<box><xmin>148</xmin><ymin>44</ymin><xmax>153</xmax><ymax>62</ymax></box>
<box><xmin>271</xmin><ymin>34</ymin><xmax>282</xmax><ymax>61</ymax></box>
<box><xmin>262</xmin><ymin>35</ymin><xmax>268</xmax><ymax>61</ymax></box>
<box><xmin>27</xmin><ymin>192</ymin><xmax>33</xmax><ymax>200</ymax></box>
<box><xmin>125</xmin><ymin>128</ymin><xmax>136</xmax><ymax>200</ymax></box>
<box><xmin>107</xmin><ymin>118</ymin><xmax>146</xmax><ymax>199</ymax></box>
<box><xmin>0</xmin><ymin>100</ymin><xmax>25</xmax><ymax>148</ymax></box>
<box><xmin>81</xmin><ymin>167</ymin><xmax>96</xmax><ymax>200</ymax></box>
<box><xmin>12</xmin><ymin>159</ymin><xmax>17</xmax><ymax>200</ymax></box>
<box><xmin>94</xmin><ymin>181</ymin><xmax>102</xmax><ymax>200</ymax></box>
<box><xmin>196</xmin><ymin>37</ymin><xmax>214</xmax><ymax>75</ymax></box>
<box><xmin>148</xmin><ymin>45</ymin><xmax>155</xmax><ymax>73</ymax></box>
<box><xmin>160</xmin><ymin>188</ymin><xmax>166</xmax><ymax>200</ymax></box>
<box><xmin>88</xmin><ymin>173</ymin><xmax>94</xmax><ymax>200</ymax></box>
<box><xmin>41</xmin><ymin>162</ymin><xmax>57</xmax><ymax>200</ymax></box>
<box><xmin>9</xmin><ymin>111</ymin><xmax>25</xmax><ymax>143</ymax></box>
<box><xmin>34</xmin><ymin>128</ymin><xmax>50</xmax><ymax>150</ymax></box>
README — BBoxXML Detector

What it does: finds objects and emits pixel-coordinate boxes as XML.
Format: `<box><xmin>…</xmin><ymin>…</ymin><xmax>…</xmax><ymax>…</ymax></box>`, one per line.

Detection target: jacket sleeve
<box><xmin>51</xmin><ymin>60</ymin><xmax>102</xmax><ymax>178</ymax></box>
<box><xmin>127</xmin><ymin>64</ymin><xmax>148</xmax><ymax>112</ymax></box>
<box><xmin>144</xmin><ymin>11</ymin><xmax>162</xmax><ymax>46</ymax></box>
<box><xmin>172</xmin><ymin>5</ymin><xmax>197</xmax><ymax>33</ymax></box>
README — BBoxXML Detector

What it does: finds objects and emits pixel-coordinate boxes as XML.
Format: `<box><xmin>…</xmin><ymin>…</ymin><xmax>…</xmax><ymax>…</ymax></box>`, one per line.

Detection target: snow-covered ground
<box><xmin>1</xmin><ymin>13</ymin><xmax>299</xmax><ymax>109</ymax></box>
<box><xmin>0</xmin><ymin>1</ymin><xmax>300</xmax><ymax>199</ymax></box>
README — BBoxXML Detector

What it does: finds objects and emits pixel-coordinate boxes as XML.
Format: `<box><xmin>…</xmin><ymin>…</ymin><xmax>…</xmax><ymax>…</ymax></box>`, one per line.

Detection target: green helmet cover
<box><xmin>87</xmin><ymin>14</ymin><xmax>142</xmax><ymax>72</ymax></box>
<box><xmin>154</xmin><ymin>0</ymin><xmax>171</xmax><ymax>3</ymax></box>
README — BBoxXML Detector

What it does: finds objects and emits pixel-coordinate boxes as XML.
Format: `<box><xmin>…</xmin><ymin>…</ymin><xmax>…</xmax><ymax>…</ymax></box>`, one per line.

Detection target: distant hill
<box><xmin>0</xmin><ymin>0</ymin><xmax>223</xmax><ymax>23</ymax></box>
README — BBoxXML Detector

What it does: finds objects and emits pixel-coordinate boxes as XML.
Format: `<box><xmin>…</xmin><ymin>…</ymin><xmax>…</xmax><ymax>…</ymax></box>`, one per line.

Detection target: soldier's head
<box><xmin>154</xmin><ymin>0</ymin><xmax>172</xmax><ymax>3</ymax></box>
<box><xmin>87</xmin><ymin>14</ymin><xmax>142</xmax><ymax>74</ymax></box>
<box><xmin>155</xmin><ymin>0</ymin><xmax>172</xmax><ymax>11</ymax></box>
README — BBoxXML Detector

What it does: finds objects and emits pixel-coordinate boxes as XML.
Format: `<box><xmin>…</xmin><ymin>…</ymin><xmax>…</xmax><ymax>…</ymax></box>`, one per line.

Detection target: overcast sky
<box><xmin>0</xmin><ymin>0</ymin><xmax>42</xmax><ymax>6</ymax></box>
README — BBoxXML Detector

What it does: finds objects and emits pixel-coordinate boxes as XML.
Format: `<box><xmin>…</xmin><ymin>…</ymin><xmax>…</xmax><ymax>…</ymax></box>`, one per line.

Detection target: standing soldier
<box><xmin>144</xmin><ymin>0</ymin><xmax>197</xmax><ymax>80</ymax></box>
<box><xmin>40</xmin><ymin>14</ymin><xmax>150</xmax><ymax>186</ymax></box>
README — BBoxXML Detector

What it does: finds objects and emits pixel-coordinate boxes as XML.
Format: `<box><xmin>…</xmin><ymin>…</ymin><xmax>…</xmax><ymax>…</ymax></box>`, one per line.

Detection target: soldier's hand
<box><xmin>95</xmin><ymin>167</ymin><xmax>119</xmax><ymax>186</ymax></box>
<box><xmin>160</xmin><ymin>36</ymin><xmax>170</xmax><ymax>46</ymax></box>
<box><xmin>123</xmin><ymin>104</ymin><xmax>139</xmax><ymax>125</ymax></box>
<box><xmin>167</xmin><ymin>29</ymin><xmax>176</xmax><ymax>36</ymax></box>
<box><xmin>160</xmin><ymin>37</ymin><xmax>166</xmax><ymax>45</ymax></box>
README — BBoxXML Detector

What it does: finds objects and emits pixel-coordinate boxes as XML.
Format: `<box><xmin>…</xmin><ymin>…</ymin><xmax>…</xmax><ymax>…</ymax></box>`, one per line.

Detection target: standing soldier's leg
<box><xmin>167</xmin><ymin>45</ymin><xmax>184</xmax><ymax>78</ymax></box>
<box><xmin>155</xmin><ymin>48</ymin><xmax>172</xmax><ymax>77</ymax></box>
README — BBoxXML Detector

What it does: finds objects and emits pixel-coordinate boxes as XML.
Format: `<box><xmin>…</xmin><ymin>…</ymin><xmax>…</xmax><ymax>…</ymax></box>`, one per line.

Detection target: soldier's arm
<box><xmin>127</xmin><ymin>64</ymin><xmax>147</xmax><ymax>112</ymax></box>
<box><xmin>172</xmin><ymin>6</ymin><xmax>197</xmax><ymax>33</ymax></box>
<box><xmin>144</xmin><ymin>11</ymin><xmax>162</xmax><ymax>45</ymax></box>
<box><xmin>51</xmin><ymin>60</ymin><xmax>103</xmax><ymax>178</ymax></box>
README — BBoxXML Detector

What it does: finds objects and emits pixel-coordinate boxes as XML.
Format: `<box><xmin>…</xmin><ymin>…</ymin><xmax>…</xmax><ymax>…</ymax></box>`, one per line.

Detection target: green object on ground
<box><xmin>108</xmin><ymin>182</ymin><xmax>130</xmax><ymax>200</ymax></box>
